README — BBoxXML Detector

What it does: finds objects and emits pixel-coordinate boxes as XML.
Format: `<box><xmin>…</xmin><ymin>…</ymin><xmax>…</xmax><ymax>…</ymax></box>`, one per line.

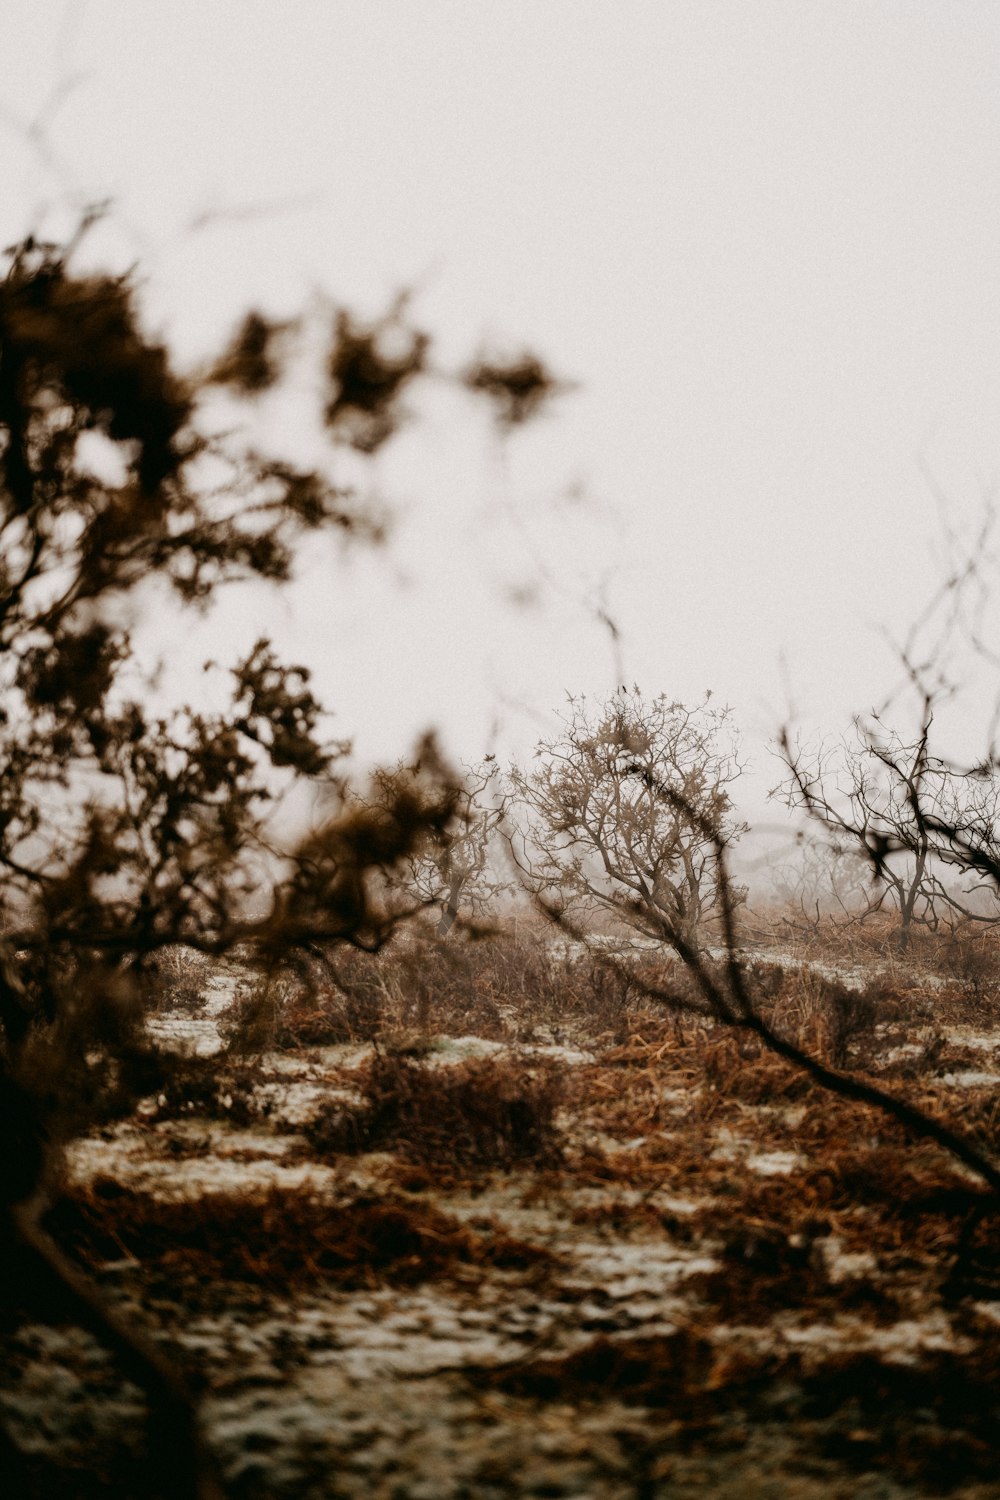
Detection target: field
<box><xmin>4</xmin><ymin>920</ymin><xmax>1000</xmax><ymax>1499</ymax></box>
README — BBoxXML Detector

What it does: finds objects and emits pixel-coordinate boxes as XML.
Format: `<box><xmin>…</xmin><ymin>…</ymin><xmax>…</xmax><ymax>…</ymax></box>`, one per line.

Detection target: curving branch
<box><xmin>535</xmin><ymin>768</ymin><xmax>1000</xmax><ymax>1199</ymax></box>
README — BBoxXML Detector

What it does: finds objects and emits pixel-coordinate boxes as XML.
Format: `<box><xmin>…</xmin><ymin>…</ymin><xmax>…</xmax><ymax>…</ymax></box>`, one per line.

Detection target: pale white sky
<box><xmin>3</xmin><ymin>1</ymin><xmax>999</xmax><ymax>822</ymax></box>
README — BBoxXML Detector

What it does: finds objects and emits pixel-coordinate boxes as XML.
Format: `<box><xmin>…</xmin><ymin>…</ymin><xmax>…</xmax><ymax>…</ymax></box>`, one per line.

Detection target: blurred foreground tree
<box><xmin>512</xmin><ymin>689</ymin><xmax>746</xmax><ymax>951</ymax></box>
<box><xmin>0</xmin><ymin>221</ymin><xmax>563</xmax><ymax>1496</ymax></box>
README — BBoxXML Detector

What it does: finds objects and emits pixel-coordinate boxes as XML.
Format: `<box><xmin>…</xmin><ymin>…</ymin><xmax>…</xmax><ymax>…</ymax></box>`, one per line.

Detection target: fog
<box><xmin>3</xmin><ymin>1</ymin><xmax>999</xmax><ymax>826</ymax></box>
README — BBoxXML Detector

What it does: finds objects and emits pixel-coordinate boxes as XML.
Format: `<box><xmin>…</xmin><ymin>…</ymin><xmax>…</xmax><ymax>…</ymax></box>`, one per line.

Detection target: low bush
<box><xmin>934</xmin><ymin>926</ymin><xmax>1000</xmax><ymax>1020</ymax></box>
<box><xmin>304</xmin><ymin>1052</ymin><xmax>563</xmax><ymax>1170</ymax></box>
<box><xmin>220</xmin><ymin>963</ymin><xmax>382</xmax><ymax>1055</ymax></box>
<box><xmin>136</xmin><ymin>1056</ymin><xmax>271</xmax><ymax>1128</ymax></box>
<box><xmin>218</xmin><ymin>925</ymin><xmax>660</xmax><ymax>1054</ymax></box>
<box><xmin>755</xmin><ymin>969</ymin><xmax>883</xmax><ymax>1069</ymax></box>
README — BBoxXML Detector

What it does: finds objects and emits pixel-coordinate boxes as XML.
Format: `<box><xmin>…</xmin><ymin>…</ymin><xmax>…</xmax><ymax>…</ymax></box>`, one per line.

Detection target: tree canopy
<box><xmin>512</xmin><ymin>688</ymin><xmax>746</xmax><ymax>950</ymax></box>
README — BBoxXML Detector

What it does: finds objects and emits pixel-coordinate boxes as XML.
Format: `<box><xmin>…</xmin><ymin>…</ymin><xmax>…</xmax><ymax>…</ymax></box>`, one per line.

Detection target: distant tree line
<box><xmin>393</xmin><ymin>687</ymin><xmax>1000</xmax><ymax>957</ymax></box>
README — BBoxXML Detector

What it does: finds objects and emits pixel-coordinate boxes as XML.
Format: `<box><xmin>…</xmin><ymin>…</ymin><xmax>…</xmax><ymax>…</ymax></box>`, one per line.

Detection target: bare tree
<box><xmin>768</xmin><ymin>834</ymin><xmax>873</xmax><ymax>940</ymax></box>
<box><xmin>512</xmin><ymin>689</ymin><xmax>747</xmax><ymax>950</ymax></box>
<box><xmin>536</xmin><ymin>775</ymin><xmax>1000</xmax><ymax>1199</ymax></box>
<box><xmin>776</xmin><ymin>698</ymin><xmax>1000</xmax><ymax>951</ymax></box>
<box><xmin>368</xmin><ymin>755</ymin><xmax>510</xmax><ymax>935</ymax></box>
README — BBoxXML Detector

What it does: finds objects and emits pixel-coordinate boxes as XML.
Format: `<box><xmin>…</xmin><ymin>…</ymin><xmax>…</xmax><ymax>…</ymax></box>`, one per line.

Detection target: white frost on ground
<box><xmin>145</xmin><ymin>970</ymin><xmax>238</xmax><ymax>1057</ymax></box>
<box><xmin>936</xmin><ymin>1069</ymin><xmax>1000</xmax><ymax>1089</ymax></box>
<box><xmin>776</xmin><ymin>1311</ymin><xmax>969</xmax><ymax>1364</ymax></box>
<box><xmin>17</xmin><ymin>977</ymin><xmax>999</xmax><ymax>1500</ymax></box>
<box><xmin>744</xmin><ymin>1149</ymin><xmax>805</xmax><ymax>1176</ymax></box>
<box><xmin>311</xmin><ymin>1034</ymin><xmax>596</xmax><ymax>1071</ymax></box>
<box><xmin>709</xmin><ymin>1128</ymin><xmax>805</xmax><ymax>1176</ymax></box>
<box><xmin>562</xmin><ymin>1239</ymin><xmax>719</xmax><ymax>1325</ymax></box>
<box><xmin>252</xmin><ymin>1078</ymin><xmax>357</xmax><ymax>1127</ymax></box>
<box><xmin>810</xmin><ymin>1236</ymin><xmax>879</xmax><ymax>1284</ymax></box>
<box><xmin>947</xmin><ymin>1028</ymin><xmax>1000</xmax><ymax>1052</ymax></box>
<box><xmin>0</xmin><ymin>1324</ymin><xmax>146</xmax><ymax>1460</ymax></box>
<box><xmin>146</xmin><ymin>1011</ymin><xmax>224</xmax><ymax>1057</ymax></box>
<box><xmin>65</xmin><ymin>1123</ymin><xmax>333</xmax><ymax>1200</ymax></box>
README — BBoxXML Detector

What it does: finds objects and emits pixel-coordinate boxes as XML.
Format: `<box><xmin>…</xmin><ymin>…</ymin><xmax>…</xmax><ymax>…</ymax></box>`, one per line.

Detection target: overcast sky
<box><xmin>3</xmin><ymin>2</ymin><xmax>999</xmax><ymax>820</ymax></box>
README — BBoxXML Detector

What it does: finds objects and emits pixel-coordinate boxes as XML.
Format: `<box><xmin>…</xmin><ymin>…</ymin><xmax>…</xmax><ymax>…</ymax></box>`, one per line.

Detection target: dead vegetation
<box><xmin>8</xmin><ymin>918</ymin><xmax>1000</xmax><ymax>1497</ymax></box>
<box><xmin>3</xmin><ymin>203</ymin><xmax>999</xmax><ymax>1496</ymax></box>
<box><xmin>303</xmin><ymin>1052</ymin><xmax>564</xmax><ymax>1171</ymax></box>
<box><xmin>135</xmin><ymin>1055</ymin><xmax>276</xmax><ymax>1128</ymax></box>
<box><xmin>44</xmin><ymin>1178</ymin><xmax>555</xmax><ymax>1295</ymax></box>
<box><xmin>486</xmin><ymin>1331</ymin><xmax>1000</xmax><ymax>1495</ymax></box>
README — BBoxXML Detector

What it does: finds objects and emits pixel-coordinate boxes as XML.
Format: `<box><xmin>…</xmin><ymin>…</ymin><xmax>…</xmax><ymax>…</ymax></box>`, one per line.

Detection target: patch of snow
<box><xmin>811</xmin><ymin>1236</ymin><xmax>878</xmax><ymax>1284</ymax></box>
<box><xmin>655</xmin><ymin>1194</ymin><xmax>701</xmax><ymax>1217</ymax></box>
<box><xmin>0</xmin><ymin>1324</ymin><xmax>146</xmax><ymax>1462</ymax></box>
<box><xmin>147</xmin><ymin>1012</ymin><xmax>224</xmax><ymax>1057</ymax></box>
<box><xmin>745</xmin><ymin>1150</ymin><xmax>804</xmax><ymax>1176</ymax></box>
<box><xmin>144</xmin><ymin>967</ymin><xmax>244</xmax><ymax>1057</ymax></box>
<box><xmin>717</xmin><ymin>950</ymin><xmax>859</xmax><ymax>992</ymax></box>
<box><xmin>566</xmin><ymin>1239</ymin><xmax>719</xmax><ymax>1305</ymax></box>
<box><xmin>66</xmin><ymin>1130</ymin><xmax>333</xmax><ymax>1200</ymax></box>
<box><xmin>946</xmin><ymin>1029</ymin><xmax>1000</xmax><ymax>1051</ymax></box>
<box><xmin>936</xmin><ymin>1070</ymin><xmax>1000</xmax><ymax>1089</ymax></box>
<box><xmin>428</xmin><ymin>1034</ymin><xmax>596</xmax><ymax>1067</ymax></box>
<box><xmin>709</xmin><ymin>1126</ymin><xmax>741</xmax><ymax>1161</ymax></box>
<box><xmin>777</xmin><ymin>1311</ymin><xmax>967</xmax><ymax>1363</ymax></box>
<box><xmin>880</xmin><ymin>1040</ymin><xmax>925</xmax><ymax>1065</ymax></box>
<box><xmin>313</xmin><ymin>1043</ymin><xmax>381</xmax><ymax>1071</ymax></box>
<box><xmin>213</xmin><ymin>1129</ymin><xmax>301</xmax><ymax>1160</ymax></box>
<box><xmin>314</xmin><ymin>1035</ymin><xmax>596</xmax><ymax>1072</ymax></box>
<box><xmin>709</xmin><ymin>1130</ymin><xmax>804</xmax><ymax>1176</ymax></box>
<box><xmin>251</xmin><ymin>1079</ymin><xmax>342</xmax><ymax>1127</ymax></box>
<box><xmin>547</xmin><ymin>933</ymin><xmax>664</xmax><ymax>964</ymax></box>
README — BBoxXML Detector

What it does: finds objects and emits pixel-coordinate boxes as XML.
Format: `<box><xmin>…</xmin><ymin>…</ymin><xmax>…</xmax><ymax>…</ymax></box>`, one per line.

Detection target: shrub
<box><xmin>304</xmin><ymin>1052</ymin><xmax>563</xmax><ymax>1170</ymax></box>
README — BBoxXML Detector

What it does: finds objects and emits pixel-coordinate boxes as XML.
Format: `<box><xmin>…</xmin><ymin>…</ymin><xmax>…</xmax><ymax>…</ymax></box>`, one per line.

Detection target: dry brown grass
<box><xmin>33</xmin><ymin>924</ymin><xmax>1000</xmax><ymax>1499</ymax></box>
<box><xmin>220</xmin><ymin>926</ymin><xmax>660</xmax><ymax>1056</ymax></box>
<box><xmin>135</xmin><ymin>1055</ymin><xmax>275</xmax><ymax>1127</ymax></box>
<box><xmin>753</xmin><ymin>906</ymin><xmax>1000</xmax><ymax>1020</ymax></box>
<box><xmin>485</xmin><ymin>1328</ymin><xmax>1000</xmax><ymax>1494</ymax></box>
<box><xmin>545</xmin><ymin>1017</ymin><xmax>1000</xmax><ymax>1308</ymax></box>
<box><xmin>304</xmin><ymin>1051</ymin><xmax>564</xmax><ymax>1171</ymax></box>
<box><xmin>210</xmin><ymin>905</ymin><xmax>1000</xmax><ymax>1089</ymax></box>
<box><xmin>46</xmin><ymin>1177</ymin><xmax>556</xmax><ymax>1293</ymax></box>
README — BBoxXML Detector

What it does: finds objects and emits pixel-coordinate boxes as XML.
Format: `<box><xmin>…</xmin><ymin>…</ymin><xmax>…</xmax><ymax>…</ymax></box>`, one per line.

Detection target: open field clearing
<box><xmin>4</xmin><ymin>932</ymin><xmax>1000</xmax><ymax>1498</ymax></box>
<box><xmin>6</xmin><ymin>8</ymin><xmax>1000</xmax><ymax>1491</ymax></box>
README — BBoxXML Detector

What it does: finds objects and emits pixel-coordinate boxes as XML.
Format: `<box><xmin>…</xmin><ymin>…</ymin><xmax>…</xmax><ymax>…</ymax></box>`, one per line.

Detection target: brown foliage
<box><xmin>304</xmin><ymin>1052</ymin><xmax>563</xmax><ymax>1171</ymax></box>
<box><xmin>324</xmin><ymin>306</ymin><xmax>427</xmax><ymax>452</ymax></box>
<box><xmin>222</xmin><ymin>925</ymin><xmax>651</xmax><ymax>1054</ymax></box>
<box><xmin>487</xmin><ymin>1327</ymin><xmax>1000</xmax><ymax>1492</ymax></box>
<box><xmin>461</xmin><ymin>352</ymin><xmax>565</xmax><ymax>428</ymax></box>
<box><xmin>45</xmin><ymin>1178</ymin><xmax>553</xmax><ymax>1293</ymax></box>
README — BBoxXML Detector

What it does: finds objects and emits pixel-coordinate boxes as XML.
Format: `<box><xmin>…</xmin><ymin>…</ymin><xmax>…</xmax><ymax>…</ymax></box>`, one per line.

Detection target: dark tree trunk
<box><xmin>437</xmin><ymin>878</ymin><xmax>463</xmax><ymax>937</ymax></box>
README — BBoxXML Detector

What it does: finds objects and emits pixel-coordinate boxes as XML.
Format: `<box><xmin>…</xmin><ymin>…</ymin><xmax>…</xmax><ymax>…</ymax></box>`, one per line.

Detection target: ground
<box><xmin>3</xmin><ymin>927</ymin><xmax>1000</xmax><ymax>1498</ymax></box>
